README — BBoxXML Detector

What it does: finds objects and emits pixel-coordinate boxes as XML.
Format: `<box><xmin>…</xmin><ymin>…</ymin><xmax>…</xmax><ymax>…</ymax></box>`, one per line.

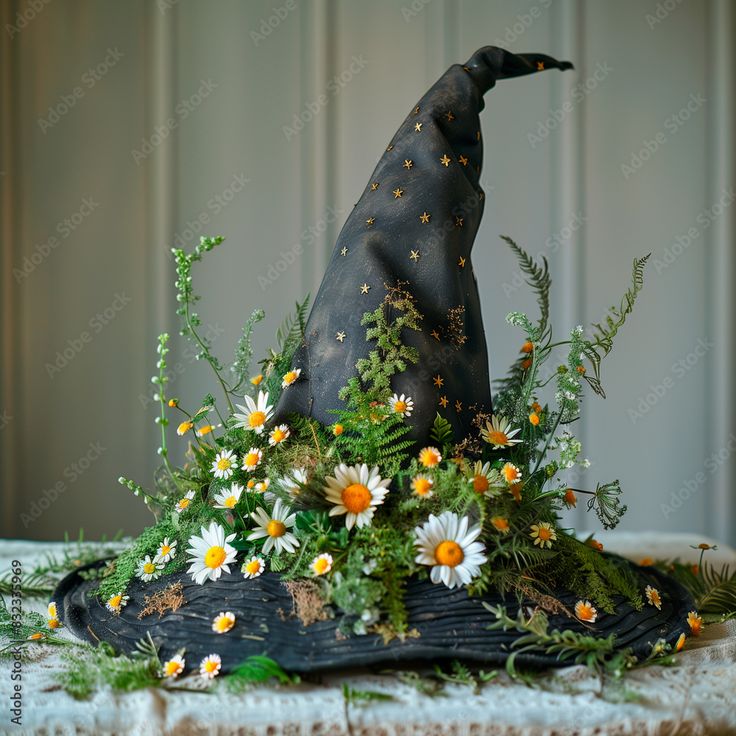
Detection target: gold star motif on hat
<box><xmin>455</xmin><ymin>399</ymin><xmax>463</xmax><ymax>412</ymax></box>
<box><xmin>393</xmin><ymin>187</ymin><xmax>404</xmax><ymax>199</ymax></box>
<box><xmin>336</xmin><ymin>331</ymin><xmax>346</xmax><ymax>342</ymax></box>
<box><xmin>433</xmin><ymin>374</ymin><xmax>444</xmax><ymax>388</ymax></box>
<box><xmin>458</xmin><ymin>154</ymin><xmax>469</xmax><ymax>166</ymax></box>
<box><xmin>476</xmin><ymin>131</ymin><xmax>481</xmax><ymax>141</ymax></box>
<box><xmin>414</xmin><ymin>122</ymin><xmax>423</xmax><ymax>132</ymax></box>
<box><xmin>387</xmin><ymin>144</ymin><xmax>394</xmax><ymax>151</ymax></box>
<box><xmin>445</xmin><ymin>111</ymin><xmax>455</xmax><ymax>122</ymax></box>
<box><xmin>458</xmin><ymin>256</ymin><xmax>466</xmax><ymax>268</ymax></box>
<box><xmin>340</xmin><ymin>247</ymin><xmax>348</xmax><ymax>256</ymax></box>
<box><xmin>410</xmin><ymin>249</ymin><xmax>420</xmax><ymax>262</ymax></box>
<box><xmin>403</xmin><ymin>159</ymin><xmax>414</xmax><ymax>170</ymax></box>
<box><xmin>413</xmin><ymin>105</ymin><xmax>420</xmax><ymax>115</ymax></box>
<box><xmin>430</xmin><ymin>329</ymin><xmax>440</xmax><ymax>341</ymax></box>
<box><xmin>439</xmin><ymin>395</ymin><xmax>449</xmax><ymax>408</ymax></box>
<box><xmin>462</xmin><ymin>65</ymin><xmax>471</xmax><ymax>72</ymax></box>
<box><xmin>440</xmin><ymin>154</ymin><xmax>451</xmax><ymax>167</ymax></box>
<box><xmin>455</xmin><ymin>216</ymin><xmax>464</xmax><ymax>228</ymax></box>
<box><xmin>366</xmin><ymin>217</ymin><xmax>375</xmax><ymax>226</ymax></box>
<box><xmin>537</xmin><ymin>61</ymin><xmax>545</xmax><ymax>71</ymax></box>
<box><xmin>360</xmin><ymin>283</ymin><xmax>370</xmax><ymax>294</ymax></box>
<box><xmin>370</xmin><ymin>182</ymin><xmax>379</xmax><ymax>191</ymax></box>
<box><xmin>419</xmin><ymin>211</ymin><xmax>431</xmax><ymax>224</ymax></box>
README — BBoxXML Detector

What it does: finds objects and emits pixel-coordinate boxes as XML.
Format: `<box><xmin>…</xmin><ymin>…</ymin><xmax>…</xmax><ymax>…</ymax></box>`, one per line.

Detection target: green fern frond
<box><xmin>230</xmin><ymin>308</ymin><xmax>265</xmax><ymax>393</ymax></box>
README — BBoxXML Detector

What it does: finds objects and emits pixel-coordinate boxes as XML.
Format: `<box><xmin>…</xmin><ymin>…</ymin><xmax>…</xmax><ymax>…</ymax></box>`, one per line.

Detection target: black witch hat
<box><xmin>54</xmin><ymin>47</ymin><xmax>694</xmax><ymax>675</ymax></box>
<box><xmin>274</xmin><ymin>47</ymin><xmax>573</xmax><ymax>446</ymax></box>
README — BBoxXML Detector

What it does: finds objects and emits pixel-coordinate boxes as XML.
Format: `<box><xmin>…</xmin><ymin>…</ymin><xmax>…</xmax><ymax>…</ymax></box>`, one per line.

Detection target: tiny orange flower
<box><xmin>576</xmin><ymin>364</ymin><xmax>586</xmax><ymax>374</ymax></box>
<box><xmin>418</xmin><ymin>447</ymin><xmax>442</xmax><ymax>468</ymax></box>
<box><xmin>411</xmin><ymin>474</ymin><xmax>434</xmax><ymax>498</ymax></box>
<box><xmin>491</xmin><ymin>516</ymin><xmax>510</xmax><ymax>534</ymax></box>
<box><xmin>196</xmin><ymin>424</ymin><xmax>215</xmax><ymax>437</ymax></box>
<box><xmin>501</xmin><ymin>462</ymin><xmax>522</xmax><ymax>485</ymax></box>
<box><xmin>587</xmin><ymin>539</ymin><xmax>604</xmax><ymax>552</ymax></box>
<box><xmin>639</xmin><ymin>557</ymin><xmax>654</xmax><ymax>566</ymax></box>
<box><xmin>250</xmin><ymin>374</ymin><xmax>264</xmax><ymax>385</ymax></box>
<box><xmin>521</xmin><ymin>340</ymin><xmax>534</xmax><ymax>354</ymax></box>
<box><xmin>676</xmin><ymin>633</ymin><xmax>686</xmax><ymax>651</ymax></box>
<box><xmin>574</xmin><ymin>600</ymin><xmax>597</xmax><ymax>623</ymax></box>
<box><xmin>698</xmin><ymin>543</ymin><xmax>714</xmax><ymax>550</ymax></box>
<box><xmin>529</xmin><ymin>412</ymin><xmax>540</xmax><ymax>426</ymax></box>
<box><xmin>687</xmin><ymin>611</ymin><xmax>703</xmax><ymax>636</ymax></box>
<box><xmin>47</xmin><ymin>618</ymin><xmax>61</xmax><ymax>630</ymax></box>
<box><xmin>563</xmin><ymin>488</ymin><xmax>577</xmax><ymax>508</ymax></box>
<box><xmin>691</xmin><ymin>564</ymin><xmax>699</xmax><ymax>576</ymax></box>
<box><xmin>531</xmin><ymin>401</ymin><xmax>542</xmax><ymax>413</ymax></box>
<box><xmin>509</xmin><ymin>482</ymin><xmax>523</xmax><ymax>502</ymax></box>
<box><xmin>520</xmin><ymin>358</ymin><xmax>532</xmax><ymax>370</ymax></box>
<box><xmin>168</xmin><ymin>398</ymin><xmax>178</xmax><ymax>407</ymax></box>
<box><xmin>530</xmin><ymin>522</ymin><xmax>557</xmax><ymax>548</ymax></box>
<box><xmin>27</xmin><ymin>632</ymin><xmax>45</xmax><ymax>641</ymax></box>
<box><xmin>176</xmin><ymin>420</ymin><xmax>193</xmax><ymax>436</ymax></box>
<box><xmin>333</xmin><ymin>423</ymin><xmax>344</xmax><ymax>436</ymax></box>
<box><xmin>645</xmin><ymin>585</ymin><xmax>662</xmax><ymax>610</ymax></box>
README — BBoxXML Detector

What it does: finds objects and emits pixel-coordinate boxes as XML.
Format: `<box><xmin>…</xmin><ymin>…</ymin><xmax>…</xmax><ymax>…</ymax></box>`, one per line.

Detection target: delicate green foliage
<box><xmin>429</xmin><ymin>413</ymin><xmax>454</xmax><ymax>451</ymax></box>
<box><xmin>342</xmin><ymin>684</ymin><xmax>395</xmax><ymax>704</ymax></box>
<box><xmin>231</xmin><ymin>309</ymin><xmax>266</xmax><ymax>393</ymax></box>
<box><xmin>224</xmin><ymin>655</ymin><xmax>299</xmax><ymax>691</ymax></box>
<box><xmin>433</xmin><ymin>660</ymin><xmax>497</xmax><ymax>692</ymax></box>
<box><xmin>587</xmin><ymin>480</ymin><xmax>628</xmax><ymax>530</ymax></box>
<box><xmin>667</xmin><ymin>559</ymin><xmax>736</xmax><ymax>616</ymax></box>
<box><xmin>582</xmin><ymin>254</ymin><xmax>650</xmax><ymax>398</ymax></box>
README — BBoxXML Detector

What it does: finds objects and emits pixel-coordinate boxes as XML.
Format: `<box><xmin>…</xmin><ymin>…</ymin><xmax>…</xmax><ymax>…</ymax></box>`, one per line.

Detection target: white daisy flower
<box><xmin>211</xmin><ymin>449</ymin><xmax>238</xmax><ymax>479</ymax></box>
<box><xmin>388</xmin><ymin>393</ymin><xmax>414</xmax><ymax>417</ymax></box>
<box><xmin>467</xmin><ymin>461</ymin><xmax>502</xmax><ymax>496</ymax></box>
<box><xmin>414</xmin><ymin>511</ymin><xmax>487</xmax><ymax>589</ymax></box>
<box><xmin>186</xmin><ymin>521</ymin><xmax>238</xmax><ymax>585</ymax></box>
<box><xmin>232</xmin><ymin>390</ymin><xmax>274</xmax><ymax>434</ymax></box>
<box><xmin>213</xmin><ymin>483</ymin><xmax>244</xmax><ymax>510</ymax></box>
<box><xmin>323</xmin><ymin>463</ymin><xmax>391</xmax><ymax>531</ymax></box>
<box><xmin>411</xmin><ymin>474</ymin><xmax>434</xmax><ymax>498</ymax></box>
<box><xmin>276</xmin><ymin>468</ymin><xmax>308</xmax><ymax>501</ymax></box>
<box><xmin>199</xmin><ymin>653</ymin><xmax>222</xmax><ymax>679</ymax></box>
<box><xmin>268</xmin><ymin>424</ymin><xmax>290</xmax><ymax>446</ymax></box>
<box><xmin>212</xmin><ymin>611</ymin><xmax>236</xmax><ymax>634</ymax></box>
<box><xmin>281</xmin><ymin>368</ymin><xmax>301</xmax><ymax>388</ymax></box>
<box><xmin>105</xmin><ymin>592</ymin><xmax>129</xmax><ymax>614</ymax></box>
<box><xmin>162</xmin><ymin>654</ymin><xmax>185</xmax><ymax>678</ymax></box>
<box><xmin>255</xmin><ymin>478</ymin><xmax>270</xmax><ymax>493</ymax></box>
<box><xmin>247</xmin><ymin>499</ymin><xmax>300</xmax><ymax>554</ymax></box>
<box><xmin>154</xmin><ymin>537</ymin><xmax>177</xmax><ymax>564</ymax></box>
<box><xmin>311</xmin><ymin>553</ymin><xmax>333</xmax><ymax>576</ymax></box>
<box><xmin>480</xmin><ymin>414</ymin><xmax>522</xmax><ymax>449</ymax></box>
<box><xmin>136</xmin><ymin>555</ymin><xmax>164</xmax><ymax>582</ymax></box>
<box><xmin>175</xmin><ymin>490</ymin><xmax>196</xmax><ymax>514</ymax></box>
<box><xmin>242</xmin><ymin>447</ymin><xmax>263</xmax><ymax>472</ymax></box>
<box><xmin>241</xmin><ymin>556</ymin><xmax>265</xmax><ymax>579</ymax></box>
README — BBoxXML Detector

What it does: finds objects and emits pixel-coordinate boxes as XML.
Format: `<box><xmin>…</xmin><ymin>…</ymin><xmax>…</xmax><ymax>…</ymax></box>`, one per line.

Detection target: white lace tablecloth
<box><xmin>2</xmin><ymin>532</ymin><xmax>735</xmax><ymax>736</ymax></box>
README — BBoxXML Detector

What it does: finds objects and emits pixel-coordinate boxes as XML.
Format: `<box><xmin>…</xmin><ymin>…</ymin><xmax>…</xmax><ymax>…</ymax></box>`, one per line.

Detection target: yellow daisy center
<box><xmin>284</xmin><ymin>371</ymin><xmax>298</xmax><ymax>384</ymax></box>
<box><xmin>488</xmin><ymin>430</ymin><xmax>509</xmax><ymax>446</ymax></box>
<box><xmin>203</xmin><ymin>660</ymin><xmax>219</xmax><ymax>674</ymax></box>
<box><xmin>204</xmin><ymin>545</ymin><xmax>227</xmax><ymax>569</ymax></box>
<box><xmin>214</xmin><ymin>616</ymin><xmax>234</xmax><ymax>632</ymax></box>
<box><xmin>503</xmin><ymin>464</ymin><xmax>520</xmax><ymax>483</ymax></box>
<box><xmin>245</xmin><ymin>559</ymin><xmax>262</xmax><ymax>575</ymax></box>
<box><xmin>419</xmin><ymin>449</ymin><xmax>441</xmax><ymax>467</ymax></box>
<box><xmin>271</xmin><ymin>428</ymin><xmax>286</xmax><ymax>442</ymax></box>
<box><xmin>164</xmin><ymin>660</ymin><xmax>182</xmax><ymax>676</ymax></box>
<box><xmin>435</xmin><ymin>540</ymin><xmax>464</xmax><ymax>567</ymax></box>
<box><xmin>576</xmin><ymin>603</ymin><xmax>595</xmax><ymax>621</ymax></box>
<box><xmin>394</xmin><ymin>400</ymin><xmax>407</xmax><ymax>413</ymax></box>
<box><xmin>267</xmin><ymin>520</ymin><xmax>286</xmax><ymax>537</ymax></box>
<box><xmin>537</xmin><ymin>526</ymin><xmax>553</xmax><ymax>541</ymax></box>
<box><xmin>143</xmin><ymin>562</ymin><xmax>156</xmax><ymax>574</ymax></box>
<box><xmin>108</xmin><ymin>594</ymin><xmax>122</xmax><ymax>608</ymax></box>
<box><xmin>472</xmin><ymin>475</ymin><xmax>489</xmax><ymax>493</ymax></box>
<box><xmin>160</xmin><ymin>544</ymin><xmax>171</xmax><ymax>555</ymax></box>
<box><xmin>249</xmin><ymin>411</ymin><xmax>266</xmax><ymax>428</ymax></box>
<box><xmin>48</xmin><ymin>618</ymin><xmax>60</xmax><ymax>629</ymax></box>
<box><xmin>244</xmin><ymin>452</ymin><xmax>259</xmax><ymax>467</ymax></box>
<box><xmin>313</xmin><ymin>558</ymin><xmax>331</xmax><ymax>575</ymax></box>
<box><xmin>217</xmin><ymin>457</ymin><xmax>232</xmax><ymax>471</ymax></box>
<box><xmin>224</xmin><ymin>496</ymin><xmax>237</xmax><ymax>508</ymax></box>
<box><xmin>341</xmin><ymin>483</ymin><xmax>372</xmax><ymax>513</ymax></box>
<box><xmin>413</xmin><ymin>478</ymin><xmax>432</xmax><ymax>496</ymax></box>
<box><xmin>178</xmin><ymin>498</ymin><xmax>190</xmax><ymax>509</ymax></box>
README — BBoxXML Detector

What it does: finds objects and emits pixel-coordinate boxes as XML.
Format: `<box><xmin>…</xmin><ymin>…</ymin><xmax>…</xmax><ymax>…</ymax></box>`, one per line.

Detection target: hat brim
<box><xmin>54</xmin><ymin>555</ymin><xmax>693</xmax><ymax>673</ymax></box>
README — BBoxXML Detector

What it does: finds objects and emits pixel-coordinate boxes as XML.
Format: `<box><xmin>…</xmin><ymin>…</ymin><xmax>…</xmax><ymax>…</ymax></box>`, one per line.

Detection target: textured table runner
<box><xmin>2</xmin><ymin>532</ymin><xmax>735</xmax><ymax>736</ymax></box>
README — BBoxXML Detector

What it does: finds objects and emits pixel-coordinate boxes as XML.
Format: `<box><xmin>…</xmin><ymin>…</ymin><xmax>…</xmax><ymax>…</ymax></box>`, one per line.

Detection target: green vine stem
<box><xmin>152</xmin><ymin>333</ymin><xmax>177</xmax><ymax>482</ymax></box>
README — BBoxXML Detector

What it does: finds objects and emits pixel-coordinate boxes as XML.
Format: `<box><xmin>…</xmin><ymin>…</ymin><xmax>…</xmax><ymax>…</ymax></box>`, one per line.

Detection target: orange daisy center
<box><xmin>537</xmin><ymin>526</ymin><xmax>553</xmax><ymax>541</ymax></box>
<box><xmin>488</xmin><ymin>430</ymin><xmax>509</xmax><ymax>446</ymax></box>
<box><xmin>271</xmin><ymin>428</ymin><xmax>286</xmax><ymax>442</ymax></box>
<box><xmin>313</xmin><ymin>558</ymin><xmax>331</xmax><ymax>574</ymax></box>
<box><xmin>244</xmin><ymin>452</ymin><xmax>259</xmax><ymax>467</ymax></box>
<box><xmin>245</xmin><ymin>560</ymin><xmax>262</xmax><ymax>575</ymax></box>
<box><xmin>109</xmin><ymin>594</ymin><xmax>122</xmax><ymax>608</ymax></box>
<box><xmin>284</xmin><ymin>371</ymin><xmax>298</xmax><ymax>384</ymax></box>
<box><xmin>205</xmin><ymin>545</ymin><xmax>227</xmax><ymax>569</ymax></box>
<box><xmin>419</xmin><ymin>449</ymin><xmax>441</xmax><ymax>467</ymax></box>
<box><xmin>492</xmin><ymin>517</ymin><xmax>509</xmax><ymax>532</ymax></box>
<box><xmin>413</xmin><ymin>478</ymin><xmax>432</xmax><ymax>496</ymax></box>
<box><xmin>165</xmin><ymin>661</ymin><xmax>182</xmax><ymax>676</ymax></box>
<box><xmin>249</xmin><ymin>411</ymin><xmax>266</xmax><ymax>428</ymax></box>
<box><xmin>266</xmin><ymin>520</ymin><xmax>286</xmax><ymax>537</ymax></box>
<box><xmin>435</xmin><ymin>540</ymin><xmax>464</xmax><ymax>568</ymax></box>
<box><xmin>472</xmin><ymin>475</ymin><xmax>489</xmax><ymax>493</ymax></box>
<box><xmin>341</xmin><ymin>483</ymin><xmax>372</xmax><ymax>513</ymax></box>
<box><xmin>160</xmin><ymin>544</ymin><xmax>171</xmax><ymax>555</ymax></box>
<box><xmin>203</xmin><ymin>660</ymin><xmax>219</xmax><ymax>674</ymax></box>
<box><xmin>394</xmin><ymin>400</ymin><xmax>407</xmax><ymax>413</ymax></box>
